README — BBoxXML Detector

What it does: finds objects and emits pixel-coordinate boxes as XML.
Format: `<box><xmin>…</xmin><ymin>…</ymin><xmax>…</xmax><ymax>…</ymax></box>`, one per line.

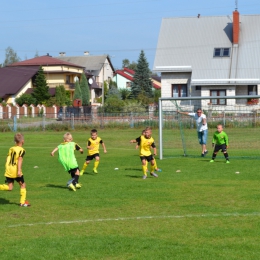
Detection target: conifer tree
<box><xmin>80</xmin><ymin>73</ymin><xmax>90</xmax><ymax>105</ymax></box>
<box><xmin>55</xmin><ymin>85</ymin><xmax>67</xmax><ymax>106</ymax></box>
<box><xmin>73</xmin><ymin>80</ymin><xmax>82</xmax><ymax>101</ymax></box>
<box><xmin>32</xmin><ymin>67</ymin><xmax>51</xmax><ymax>104</ymax></box>
<box><xmin>130</xmin><ymin>50</ymin><xmax>153</xmax><ymax>99</ymax></box>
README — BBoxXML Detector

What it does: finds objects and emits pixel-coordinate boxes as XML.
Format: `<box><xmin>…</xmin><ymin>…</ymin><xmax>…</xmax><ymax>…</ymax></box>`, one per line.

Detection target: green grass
<box><xmin>0</xmin><ymin>129</ymin><xmax>260</xmax><ymax>259</ymax></box>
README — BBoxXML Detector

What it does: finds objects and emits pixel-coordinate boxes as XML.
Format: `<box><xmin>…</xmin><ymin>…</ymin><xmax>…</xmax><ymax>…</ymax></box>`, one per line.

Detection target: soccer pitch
<box><xmin>0</xmin><ymin>129</ymin><xmax>260</xmax><ymax>259</ymax></box>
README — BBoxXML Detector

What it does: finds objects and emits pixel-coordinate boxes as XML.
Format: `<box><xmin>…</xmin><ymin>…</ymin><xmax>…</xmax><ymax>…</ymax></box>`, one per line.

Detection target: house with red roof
<box><xmin>0</xmin><ymin>54</ymin><xmax>99</xmax><ymax>104</ymax></box>
<box><xmin>113</xmin><ymin>67</ymin><xmax>161</xmax><ymax>90</ymax></box>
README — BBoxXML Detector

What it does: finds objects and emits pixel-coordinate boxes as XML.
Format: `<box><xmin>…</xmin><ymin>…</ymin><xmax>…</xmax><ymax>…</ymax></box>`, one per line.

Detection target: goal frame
<box><xmin>158</xmin><ymin>95</ymin><xmax>260</xmax><ymax>160</ymax></box>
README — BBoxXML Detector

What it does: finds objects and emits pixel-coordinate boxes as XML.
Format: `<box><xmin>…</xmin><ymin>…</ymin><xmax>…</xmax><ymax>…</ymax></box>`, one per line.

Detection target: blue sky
<box><xmin>1</xmin><ymin>0</ymin><xmax>260</xmax><ymax>70</ymax></box>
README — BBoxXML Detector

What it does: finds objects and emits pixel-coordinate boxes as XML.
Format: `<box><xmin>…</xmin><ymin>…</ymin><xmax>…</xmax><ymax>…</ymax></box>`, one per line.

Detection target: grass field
<box><xmin>0</xmin><ymin>129</ymin><xmax>260</xmax><ymax>260</ymax></box>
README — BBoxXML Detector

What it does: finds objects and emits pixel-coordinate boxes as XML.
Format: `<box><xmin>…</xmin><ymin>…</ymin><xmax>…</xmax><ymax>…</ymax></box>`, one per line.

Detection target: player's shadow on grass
<box><xmin>81</xmin><ymin>172</ymin><xmax>95</xmax><ymax>175</ymax></box>
<box><xmin>45</xmin><ymin>184</ymin><xmax>68</xmax><ymax>189</ymax></box>
<box><xmin>0</xmin><ymin>198</ymin><xmax>16</xmax><ymax>205</ymax></box>
<box><xmin>124</xmin><ymin>167</ymin><xmax>142</xmax><ymax>171</ymax></box>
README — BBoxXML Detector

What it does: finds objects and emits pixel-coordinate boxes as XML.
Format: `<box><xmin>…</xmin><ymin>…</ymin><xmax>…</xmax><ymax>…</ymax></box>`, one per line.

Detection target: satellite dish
<box><xmin>88</xmin><ymin>78</ymin><xmax>93</xmax><ymax>84</ymax></box>
<box><xmin>74</xmin><ymin>76</ymin><xmax>79</xmax><ymax>82</ymax></box>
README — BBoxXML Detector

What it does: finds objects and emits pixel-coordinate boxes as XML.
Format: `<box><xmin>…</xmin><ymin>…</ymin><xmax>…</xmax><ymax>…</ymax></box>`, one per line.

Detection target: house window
<box><xmin>213</xmin><ymin>48</ymin><xmax>230</xmax><ymax>57</ymax></box>
<box><xmin>172</xmin><ymin>84</ymin><xmax>187</xmax><ymax>98</ymax></box>
<box><xmin>195</xmin><ymin>86</ymin><xmax>201</xmax><ymax>91</ymax></box>
<box><xmin>66</xmin><ymin>75</ymin><xmax>70</xmax><ymax>84</ymax></box>
<box><xmin>210</xmin><ymin>90</ymin><xmax>226</xmax><ymax>105</ymax></box>
<box><xmin>248</xmin><ymin>85</ymin><xmax>257</xmax><ymax>95</ymax></box>
<box><xmin>126</xmin><ymin>82</ymin><xmax>131</xmax><ymax>88</ymax></box>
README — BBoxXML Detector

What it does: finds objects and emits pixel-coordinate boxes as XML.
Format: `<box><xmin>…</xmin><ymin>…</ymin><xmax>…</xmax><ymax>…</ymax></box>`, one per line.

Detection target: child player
<box><xmin>210</xmin><ymin>124</ymin><xmax>230</xmax><ymax>163</ymax></box>
<box><xmin>0</xmin><ymin>133</ymin><xmax>30</xmax><ymax>207</ymax></box>
<box><xmin>131</xmin><ymin>129</ymin><xmax>162</xmax><ymax>172</ymax></box>
<box><xmin>130</xmin><ymin>127</ymin><xmax>158</xmax><ymax>179</ymax></box>
<box><xmin>80</xmin><ymin>129</ymin><xmax>107</xmax><ymax>175</ymax></box>
<box><xmin>51</xmin><ymin>132</ymin><xmax>84</xmax><ymax>191</ymax></box>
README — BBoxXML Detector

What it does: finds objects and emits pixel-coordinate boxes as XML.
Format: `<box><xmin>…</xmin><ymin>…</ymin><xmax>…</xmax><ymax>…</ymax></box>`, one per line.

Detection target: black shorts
<box><xmin>140</xmin><ymin>155</ymin><xmax>154</xmax><ymax>162</ymax></box>
<box><xmin>68</xmin><ymin>167</ymin><xmax>79</xmax><ymax>178</ymax></box>
<box><xmin>86</xmin><ymin>153</ymin><xmax>99</xmax><ymax>161</ymax></box>
<box><xmin>5</xmin><ymin>176</ymin><xmax>25</xmax><ymax>184</ymax></box>
<box><xmin>214</xmin><ymin>144</ymin><xmax>227</xmax><ymax>153</ymax></box>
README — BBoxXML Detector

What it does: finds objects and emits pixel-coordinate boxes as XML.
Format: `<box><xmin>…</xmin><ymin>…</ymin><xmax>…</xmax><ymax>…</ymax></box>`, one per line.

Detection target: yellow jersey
<box><xmin>87</xmin><ymin>137</ymin><xmax>103</xmax><ymax>156</ymax></box>
<box><xmin>136</xmin><ymin>135</ymin><xmax>155</xmax><ymax>157</ymax></box>
<box><xmin>5</xmin><ymin>146</ymin><xmax>25</xmax><ymax>178</ymax></box>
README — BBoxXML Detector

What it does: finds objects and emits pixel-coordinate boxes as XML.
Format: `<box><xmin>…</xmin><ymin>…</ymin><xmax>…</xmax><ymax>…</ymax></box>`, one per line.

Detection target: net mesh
<box><xmin>160</xmin><ymin>98</ymin><xmax>260</xmax><ymax>159</ymax></box>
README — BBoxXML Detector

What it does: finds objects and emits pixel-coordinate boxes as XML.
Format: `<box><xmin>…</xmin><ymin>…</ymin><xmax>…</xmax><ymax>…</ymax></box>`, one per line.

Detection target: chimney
<box><xmin>233</xmin><ymin>10</ymin><xmax>239</xmax><ymax>44</ymax></box>
<box><xmin>59</xmin><ymin>52</ymin><xmax>66</xmax><ymax>56</ymax></box>
<box><xmin>84</xmin><ymin>51</ymin><xmax>89</xmax><ymax>55</ymax></box>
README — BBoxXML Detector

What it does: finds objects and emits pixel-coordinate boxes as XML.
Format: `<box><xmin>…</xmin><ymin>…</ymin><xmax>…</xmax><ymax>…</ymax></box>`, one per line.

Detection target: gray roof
<box><xmin>153</xmin><ymin>14</ymin><xmax>260</xmax><ymax>84</ymax></box>
<box><xmin>56</xmin><ymin>55</ymin><xmax>113</xmax><ymax>76</ymax></box>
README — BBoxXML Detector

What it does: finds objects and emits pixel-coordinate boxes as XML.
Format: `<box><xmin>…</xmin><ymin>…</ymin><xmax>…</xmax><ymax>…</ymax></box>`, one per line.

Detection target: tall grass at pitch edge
<box><xmin>0</xmin><ymin>130</ymin><xmax>259</xmax><ymax>259</ymax></box>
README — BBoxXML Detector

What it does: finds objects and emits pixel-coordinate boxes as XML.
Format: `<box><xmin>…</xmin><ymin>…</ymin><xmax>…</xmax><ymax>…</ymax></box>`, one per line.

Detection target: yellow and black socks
<box><xmin>94</xmin><ymin>160</ymin><xmax>99</xmax><ymax>171</ymax></box>
<box><xmin>82</xmin><ymin>162</ymin><xmax>88</xmax><ymax>171</ymax></box>
<box><xmin>20</xmin><ymin>188</ymin><xmax>26</xmax><ymax>204</ymax></box>
<box><xmin>142</xmin><ymin>165</ymin><xmax>147</xmax><ymax>176</ymax></box>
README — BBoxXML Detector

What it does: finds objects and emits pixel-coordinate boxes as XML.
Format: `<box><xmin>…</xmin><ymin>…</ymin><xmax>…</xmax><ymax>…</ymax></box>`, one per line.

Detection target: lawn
<box><xmin>0</xmin><ymin>129</ymin><xmax>260</xmax><ymax>260</ymax></box>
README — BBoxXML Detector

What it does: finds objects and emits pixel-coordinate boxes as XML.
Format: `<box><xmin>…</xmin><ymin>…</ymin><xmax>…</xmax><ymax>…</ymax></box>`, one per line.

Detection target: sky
<box><xmin>1</xmin><ymin>0</ymin><xmax>260</xmax><ymax>70</ymax></box>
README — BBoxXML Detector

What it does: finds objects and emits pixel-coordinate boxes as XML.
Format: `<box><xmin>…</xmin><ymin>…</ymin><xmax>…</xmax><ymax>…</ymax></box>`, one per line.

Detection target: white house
<box><xmin>57</xmin><ymin>54</ymin><xmax>115</xmax><ymax>105</ymax></box>
<box><xmin>153</xmin><ymin>10</ymin><xmax>260</xmax><ymax>111</ymax></box>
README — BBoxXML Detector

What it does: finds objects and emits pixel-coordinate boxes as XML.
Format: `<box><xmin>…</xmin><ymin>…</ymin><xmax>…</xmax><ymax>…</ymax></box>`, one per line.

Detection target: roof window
<box><xmin>214</xmin><ymin>48</ymin><xmax>230</xmax><ymax>57</ymax></box>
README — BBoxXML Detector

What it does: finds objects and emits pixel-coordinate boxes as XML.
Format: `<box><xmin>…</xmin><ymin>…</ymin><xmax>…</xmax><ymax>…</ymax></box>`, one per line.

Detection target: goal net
<box><xmin>158</xmin><ymin>95</ymin><xmax>260</xmax><ymax>160</ymax></box>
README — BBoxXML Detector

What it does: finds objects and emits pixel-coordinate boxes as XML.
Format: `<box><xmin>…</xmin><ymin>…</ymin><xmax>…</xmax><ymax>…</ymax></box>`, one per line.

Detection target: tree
<box><xmin>3</xmin><ymin>46</ymin><xmax>21</xmax><ymax>67</ymax></box>
<box><xmin>128</xmin><ymin>61</ymin><xmax>137</xmax><ymax>71</ymax></box>
<box><xmin>106</xmin><ymin>87</ymin><xmax>121</xmax><ymax>100</ymax></box>
<box><xmin>120</xmin><ymin>89</ymin><xmax>131</xmax><ymax>100</ymax></box>
<box><xmin>122</xmin><ymin>59</ymin><xmax>137</xmax><ymax>71</ymax></box>
<box><xmin>122</xmin><ymin>59</ymin><xmax>130</xmax><ymax>68</ymax></box>
<box><xmin>104</xmin><ymin>96</ymin><xmax>124</xmax><ymax>113</ymax></box>
<box><xmin>55</xmin><ymin>85</ymin><xmax>68</xmax><ymax>106</ymax></box>
<box><xmin>123</xmin><ymin>100</ymin><xmax>146</xmax><ymax>113</ymax></box>
<box><xmin>80</xmin><ymin>73</ymin><xmax>90</xmax><ymax>106</ymax></box>
<box><xmin>15</xmin><ymin>94</ymin><xmax>37</xmax><ymax>106</ymax></box>
<box><xmin>130</xmin><ymin>50</ymin><xmax>153</xmax><ymax>99</ymax></box>
<box><xmin>32</xmin><ymin>67</ymin><xmax>51</xmax><ymax>104</ymax></box>
<box><xmin>73</xmin><ymin>80</ymin><xmax>82</xmax><ymax>101</ymax></box>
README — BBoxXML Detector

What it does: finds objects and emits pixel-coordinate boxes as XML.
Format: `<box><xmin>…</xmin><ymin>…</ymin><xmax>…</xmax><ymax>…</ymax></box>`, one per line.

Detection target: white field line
<box><xmin>6</xmin><ymin>212</ymin><xmax>260</xmax><ymax>228</ymax></box>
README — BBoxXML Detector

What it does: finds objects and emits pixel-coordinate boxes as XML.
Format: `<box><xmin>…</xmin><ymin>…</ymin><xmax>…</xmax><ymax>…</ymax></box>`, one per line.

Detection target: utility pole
<box><xmin>101</xmin><ymin>63</ymin><xmax>108</xmax><ymax>107</ymax></box>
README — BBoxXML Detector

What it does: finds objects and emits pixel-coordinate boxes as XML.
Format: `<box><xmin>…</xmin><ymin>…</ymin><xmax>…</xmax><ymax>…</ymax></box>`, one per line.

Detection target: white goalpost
<box><xmin>159</xmin><ymin>95</ymin><xmax>260</xmax><ymax>160</ymax></box>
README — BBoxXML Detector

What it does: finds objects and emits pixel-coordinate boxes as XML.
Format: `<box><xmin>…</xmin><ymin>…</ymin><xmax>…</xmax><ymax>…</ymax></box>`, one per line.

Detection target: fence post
<box><xmin>13</xmin><ymin>115</ymin><xmax>17</xmax><ymax>132</ymax></box>
<box><xmin>42</xmin><ymin>114</ymin><xmax>46</xmax><ymax>130</ymax></box>
<box><xmin>130</xmin><ymin>112</ymin><xmax>134</xmax><ymax>128</ymax></box>
<box><xmin>71</xmin><ymin>113</ymin><xmax>74</xmax><ymax>130</ymax></box>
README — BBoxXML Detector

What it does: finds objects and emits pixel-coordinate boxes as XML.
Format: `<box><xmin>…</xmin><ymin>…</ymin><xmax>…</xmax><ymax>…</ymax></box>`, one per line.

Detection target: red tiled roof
<box><xmin>123</xmin><ymin>67</ymin><xmax>135</xmax><ymax>75</ymax></box>
<box><xmin>0</xmin><ymin>66</ymin><xmax>39</xmax><ymax>98</ymax></box>
<box><xmin>115</xmin><ymin>70</ymin><xmax>134</xmax><ymax>81</ymax></box>
<box><xmin>115</xmin><ymin>68</ymin><xmax>161</xmax><ymax>89</ymax></box>
<box><xmin>9</xmin><ymin>55</ymin><xmax>84</xmax><ymax>69</ymax></box>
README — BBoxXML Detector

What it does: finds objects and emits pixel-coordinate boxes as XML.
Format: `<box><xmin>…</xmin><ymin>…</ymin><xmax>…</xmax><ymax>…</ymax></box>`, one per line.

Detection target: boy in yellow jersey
<box><xmin>80</xmin><ymin>129</ymin><xmax>107</xmax><ymax>175</ymax></box>
<box><xmin>130</xmin><ymin>127</ymin><xmax>158</xmax><ymax>179</ymax></box>
<box><xmin>51</xmin><ymin>132</ymin><xmax>83</xmax><ymax>191</ymax></box>
<box><xmin>0</xmin><ymin>133</ymin><xmax>30</xmax><ymax>207</ymax></box>
<box><xmin>131</xmin><ymin>129</ymin><xmax>162</xmax><ymax>173</ymax></box>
